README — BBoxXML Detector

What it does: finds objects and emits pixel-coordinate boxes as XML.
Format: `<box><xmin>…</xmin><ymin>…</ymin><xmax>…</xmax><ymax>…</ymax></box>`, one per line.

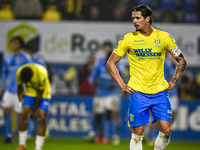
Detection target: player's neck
<box><xmin>13</xmin><ymin>49</ymin><xmax>21</xmax><ymax>56</ymax></box>
<box><xmin>140</xmin><ymin>26</ymin><xmax>153</xmax><ymax>36</ymax></box>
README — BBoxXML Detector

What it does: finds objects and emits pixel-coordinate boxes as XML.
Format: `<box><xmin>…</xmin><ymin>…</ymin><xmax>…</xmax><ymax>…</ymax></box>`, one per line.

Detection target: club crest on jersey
<box><xmin>16</xmin><ymin>58</ymin><xmax>22</xmax><ymax>64</ymax></box>
<box><xmin>154</xmin><ymin>39</ymin><xmax>160</xmax><ymax>46</ymax></box>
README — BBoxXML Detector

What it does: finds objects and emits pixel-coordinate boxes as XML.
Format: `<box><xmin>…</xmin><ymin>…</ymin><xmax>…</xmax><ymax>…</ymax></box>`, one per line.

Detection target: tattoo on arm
<box><xmin>171</xmin><ymin>53</ymin><xmax>187</xmax><ymax>84</ymax></box>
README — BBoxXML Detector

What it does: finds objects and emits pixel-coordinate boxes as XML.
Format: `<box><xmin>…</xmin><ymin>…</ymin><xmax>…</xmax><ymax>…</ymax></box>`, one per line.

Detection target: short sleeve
<box><xmin>38</xmin><ymin>77</ymin><xmax>46</xmax><ymax>91</ymax></box>
<box><xmin>165</xmin><ymin>33</ymin><xmax>176</xmax><ymax>51</ymax></box>
<box><xmin>113</xmin><ymin>36</ymin><xmax>128</xmax><ymax>57</ymax></box>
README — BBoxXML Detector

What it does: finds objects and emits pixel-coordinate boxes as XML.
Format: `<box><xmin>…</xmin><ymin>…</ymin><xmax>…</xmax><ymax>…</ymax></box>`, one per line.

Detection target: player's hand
<box><xmin>167</xmin><ymin>81</ymin><xmax>175</xmax><ymax>90</ymax></box>
<box><xmin>122</xmin><ymin>85</ymin><xmax>136</xmax><ymax>94</ymax></box>
<box><xmin>0</xmin><ymin>89</ymin><xmax>4</xmax><ymax>96</ymax></box>
<box><xmin>108</xmin><ymin>83</ymin><xmax>115</xmax><ymax>90</ymax></box>
<box><xmin>29</xmin><ymin>111</ymin><xmax>38</xmax><ymax>119</ymax></box>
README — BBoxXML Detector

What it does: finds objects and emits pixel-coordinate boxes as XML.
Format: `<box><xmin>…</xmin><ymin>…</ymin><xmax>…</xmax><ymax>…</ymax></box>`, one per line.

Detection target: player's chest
<box><xmin>8</xmin><ymin>57</ymin><xmax>24</xmax><ymax>71</ymax></box>
<box><xmin>127</xmin><ymin>38</ymin><xmax>164</xmax><ymax>56</ymax></box>
<box><xmin>131</xmin><ymin>38</ymin><xmax>163</xmax><ymax>49</ymax></box>
<box><xmin>98</xmin><ymin>66</ymin><xmax>111</xmax><ymax>79</ymax></box>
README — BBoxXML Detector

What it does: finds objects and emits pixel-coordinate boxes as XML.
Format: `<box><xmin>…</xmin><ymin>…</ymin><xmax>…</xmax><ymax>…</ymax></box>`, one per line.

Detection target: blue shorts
<box><xmin>127</xmin><ymin>90</ymin><xmax>172</xmax><ymax>127</ymax></box>
<box><xmin>23</xmin><ymin>95</ymin><xmax>51</xmax><ymax>112</ymax></box>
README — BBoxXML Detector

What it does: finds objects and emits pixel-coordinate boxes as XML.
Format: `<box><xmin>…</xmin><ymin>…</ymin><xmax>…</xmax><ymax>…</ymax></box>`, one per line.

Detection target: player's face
<box><xmin>104</xmin><ymin>45</ymin><xmax>112</xmax><ymax>54</ymax></box>
<box><xmin>11</xmin><ymin>39</ymin><xmax>21</xmax><ymax>51</ymax></box>
<box><xmin>132</xmin><ymin>11</ymin><xmax>148</xmax><ymax>31</ymax></box>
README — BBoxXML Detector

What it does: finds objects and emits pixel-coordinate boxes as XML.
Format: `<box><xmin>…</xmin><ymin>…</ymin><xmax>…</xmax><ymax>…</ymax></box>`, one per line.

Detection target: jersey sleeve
<box><xmin>165</xmin><ymin>33</ymin><xmax>176</xmax><ymax>51</ymax></box>
<box><xmin>113</xmin><ymin>36</ymin><xmax>128</xmax><ymax>57</ymax></box>
<box><xmin>165</xmin><ymin>33</ymin><xmax>182</xmax><ymax>58</ymax></box>
<box><xmin>38</xmin><ymin>76</ymin><xmax>47</xmax><ymax>91</ymax></box>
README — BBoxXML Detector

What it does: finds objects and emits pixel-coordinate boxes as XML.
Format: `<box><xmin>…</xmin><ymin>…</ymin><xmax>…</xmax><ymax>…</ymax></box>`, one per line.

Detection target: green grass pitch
<box><xmin>0</xmin><ymin>136</ymin><xmax>200</xmax><ymax>150</ymax></box>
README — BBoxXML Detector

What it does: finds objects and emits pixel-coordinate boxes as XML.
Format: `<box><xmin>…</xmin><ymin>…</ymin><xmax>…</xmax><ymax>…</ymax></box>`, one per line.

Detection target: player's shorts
<box><xmin>169</xmin><ymin>95</ymin><xmax>178</xmax><ymax>111</ymax></box>
<box><xmin>127</xmin><ymin>90</ymin><xmax>172</xmax><ymax>127</ymax></box>
<box><xmin>1</xmin><ymin>91</ymin><xmax>22</xmax><ymax>113</ymax></box>
<box><xmin>93</xmin><ymin>95</ymin><xmax>120</xmax><ymax>114</ymax></box>
<box><xmin>23</xmin><ymin>95</ymin><xmax>51</xmax><ymax>112</ymax></box>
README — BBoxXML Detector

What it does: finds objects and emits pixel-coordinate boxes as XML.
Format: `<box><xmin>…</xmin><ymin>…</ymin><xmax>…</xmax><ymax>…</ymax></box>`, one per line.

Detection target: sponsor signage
<box><xmin>0</xmin><ymin>22</ymin><xmax>199</xmax><ymax>66</ymax></box>
<box><xmin>0</xmin><ymin>96</ymin><xmax>199</xmax><ymax>140</ymax></box>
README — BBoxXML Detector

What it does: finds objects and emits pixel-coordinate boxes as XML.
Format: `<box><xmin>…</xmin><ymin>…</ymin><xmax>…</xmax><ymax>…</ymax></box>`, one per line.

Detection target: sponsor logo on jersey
<box><xmin>134</xmin><ymin>40</ymin><xmax>144</xmax><ymax>42</ymax></box>
<box><xmin>133</xmin><ymin>48</ymin><xmax>161</xmax><ymax>57</ymax></box>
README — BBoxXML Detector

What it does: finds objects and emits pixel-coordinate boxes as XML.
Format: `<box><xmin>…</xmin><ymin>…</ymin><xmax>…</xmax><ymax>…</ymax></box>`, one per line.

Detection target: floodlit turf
<box><xmin>0</xmin><ymin>136</ymin><xmax>200</xmax><ymax>150</ymax></box>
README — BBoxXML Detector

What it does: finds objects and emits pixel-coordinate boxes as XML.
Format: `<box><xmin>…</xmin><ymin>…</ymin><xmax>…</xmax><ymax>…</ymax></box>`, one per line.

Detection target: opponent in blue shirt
<box><xmin>87</xmin><ymin>42</ymin><xmax>125</xmax><ymax>145</ymax></box>
<box><xmin>0</xmin><ymin>36</ymin><xmax>32</xmax><ymax>144</ymax></box>
<box><xmin>23</xmin><ymin>45</ymin><xmax>47</xmax><ymax>69</ymax></box>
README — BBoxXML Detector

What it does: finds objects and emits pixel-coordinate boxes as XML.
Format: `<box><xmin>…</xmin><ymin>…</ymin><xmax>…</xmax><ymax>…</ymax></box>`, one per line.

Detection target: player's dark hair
<box><xmin>10</xmin><ymin>36</ymin><xmax>25</xmax><ymax>47</ymax></box>
<box><xmin>132</xmin><ymin>4</ymin><xmax>153</xmax><ymax>25</ymax></box>
<box><xmin>103</xmin><ymin>41</ymin><xmax>113</xmax><ymax>47</ymax></box>
<box><xmin>20</xmin><ymin>67</ymin><xmax>33</xmax><ymax>83</ymax></box>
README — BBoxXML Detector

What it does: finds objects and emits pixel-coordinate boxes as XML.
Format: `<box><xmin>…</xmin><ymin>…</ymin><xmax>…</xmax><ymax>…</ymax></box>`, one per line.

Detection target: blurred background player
<box><xmin>23</xmin><ymin>45</ymin><xmax>47</xmax><ymax>69</ymax></box>
<box><xmin>16</xmin><ymin>63</ymin><xmax>51</xmax><ymax>150</ymax></box>
<box><xmin>87</xmin><ymin>41</ymin><xmax>125</xmax><ymax>145</ymax></box>
<box><xmin>0</xmin><ymin>36</ymin><xmax>32</xmax><ymax>144</ymax></box>
<box><xmin>23</xmin><ymin>44</ymin><xmax>52</xmax><ymax>84</ymax></box>
<box><xmin>78</xmin><ymin>55</ymin><xmax>96</xmax><ymax>96</ymax></box>
<box><xmin>23</xmin><ymin>45</ymin><xmax>49</xmax><ymax>138</ymax></box>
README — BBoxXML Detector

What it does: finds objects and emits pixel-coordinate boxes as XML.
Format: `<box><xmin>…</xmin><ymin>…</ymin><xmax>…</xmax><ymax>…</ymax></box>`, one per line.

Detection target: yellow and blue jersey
<box><xmin>16</xmin><ymin>63</ymin><xmax>51</xmax><ymax>99</ymax></box>
<box><xmin>114</xmin><ymin>28</ymin><xmax>177</xmax><ymax>94</ymax></box>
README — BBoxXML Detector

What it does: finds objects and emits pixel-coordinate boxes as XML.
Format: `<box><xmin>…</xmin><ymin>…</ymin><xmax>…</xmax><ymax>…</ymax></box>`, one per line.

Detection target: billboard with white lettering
<box><xmin>0</xmin><ymin>96</ymin><xmax>199</xmax><ymax>140</ymax></box>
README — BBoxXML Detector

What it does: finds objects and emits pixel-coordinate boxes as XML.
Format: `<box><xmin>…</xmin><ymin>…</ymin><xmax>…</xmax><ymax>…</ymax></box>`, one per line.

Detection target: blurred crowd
<box><xmin>0</xmin><ymin>0</ymin><xmax>199</xmax><ymax>23</ymax></box>
<box><xmin>178</xmin><ymin>71</ymin><xmax>200</xmax><ymax>100</ymax></box>
<box><xmin>50</xmin><ymin>54</ymin><xmax>200</xmax><ymax>101</ymax></box>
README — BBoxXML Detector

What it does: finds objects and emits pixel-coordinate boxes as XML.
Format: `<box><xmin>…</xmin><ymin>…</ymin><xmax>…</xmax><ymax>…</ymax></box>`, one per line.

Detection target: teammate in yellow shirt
<box><xmin>16</xmin><ymin>64</ymin><xmax>51</xmax><ymax>150</ymax></box>
<box><xmin>106</xmin><ymin>4</ymin><xmax>187</xmax><ymax>150</ymax></box>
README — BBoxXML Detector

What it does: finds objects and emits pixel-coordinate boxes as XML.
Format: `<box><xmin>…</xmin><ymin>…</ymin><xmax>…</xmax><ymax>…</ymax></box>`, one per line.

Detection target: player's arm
<box><xmin>16</xmin><ymin>68</ymin><xmax>24</xmax><ymax>102</ymax></box>
<box><xmin>0</xmin><ymin>61</ymin><xmax>8</xmax><ymax>95</ymax></box>
<box><xmin>167</xmin><ymin>50</ymin><xmax>187</xmax><ymax>90</ymax></box>
<box><xmin>29</xmin><ymin>89</ymin><xmax>44</xmax><ymax>119</ymax></box>
<box><xmin>106</xmin><ymin>52</ymin><xmax>135</xmax><ymax>94</ymax></box>
<box><xmin>17</xmin><ymin>85</ymin><xmax>24</xmax><ymax>102</ymax></box>
<box><xmin>32</xmin><ymin>90</ymin><xmax>44</xmax><ymax>112</ymax></box>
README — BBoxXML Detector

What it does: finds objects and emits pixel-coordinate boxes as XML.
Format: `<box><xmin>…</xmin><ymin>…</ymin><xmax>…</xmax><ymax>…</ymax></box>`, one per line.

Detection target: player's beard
<box><xmin>136</xmin><ymin>29</ymin><xmax>141</xmax><ymax>31</ymax></box>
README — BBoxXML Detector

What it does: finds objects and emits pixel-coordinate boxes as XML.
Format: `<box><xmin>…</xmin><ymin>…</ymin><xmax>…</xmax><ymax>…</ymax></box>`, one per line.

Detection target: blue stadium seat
<box><xmin>137</xmin><ymin>0</ymin><xmax>152</xmax><ymax>8</ymax></box>
<box><xmin>183</xmin><ymin>13</ymin><xmax>198</xmax><ymax>23</ymax></box>
<box><xmin>182</xmin><ymin>0</ymin><xmax>197</xmax><ymax>13</ymax></box>
<box><xmin>159</xmin><ymin>0</ymin><xmax>175</xmax><ymax>12</ymax></box>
